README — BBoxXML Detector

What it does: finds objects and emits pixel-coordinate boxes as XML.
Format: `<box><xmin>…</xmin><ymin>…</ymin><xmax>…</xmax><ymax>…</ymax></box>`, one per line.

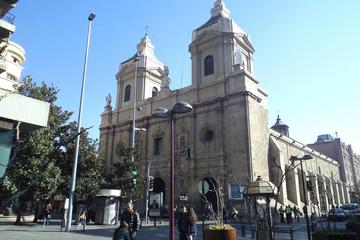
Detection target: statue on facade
<box><xmin>105</xmin><ymin>93</ymin><xmax>112</xmax><ymax>111</ymax></box>
<box><xmin>160</xmin><ymin>65</ymin><xmax>171</xmax><ymax>95</ymax></box>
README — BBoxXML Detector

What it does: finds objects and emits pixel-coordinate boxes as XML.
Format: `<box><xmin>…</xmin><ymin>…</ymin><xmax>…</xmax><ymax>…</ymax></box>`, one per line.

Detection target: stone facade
<box><xmin>99</xmin><ymin>0</ymin><xmax>349</xmax><ymax>214</ymax></box>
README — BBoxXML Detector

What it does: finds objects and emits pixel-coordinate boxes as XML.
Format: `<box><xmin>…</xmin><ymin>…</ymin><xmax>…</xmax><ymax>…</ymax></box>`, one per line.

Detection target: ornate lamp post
<box><xmin>290</xmin><ymin>154</ymin><xmax>313</xmax><ymax>240</ymax></box>
<box><xmin>245</xmin><ymin>176</ymin><xmax>277</xmax><ymax>240</ymax></box>
<box><xmin>152</xmin><ymin>101</ymin><xmax>193</xmax><ymax>240</ymax></box>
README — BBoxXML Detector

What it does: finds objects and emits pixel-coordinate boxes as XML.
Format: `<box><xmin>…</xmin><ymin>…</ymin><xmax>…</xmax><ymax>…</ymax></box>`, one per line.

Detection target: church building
<box><xmin>99</xmin><ymin>0</ymin><xmax>349</xmax><ymax>215</ymax></box>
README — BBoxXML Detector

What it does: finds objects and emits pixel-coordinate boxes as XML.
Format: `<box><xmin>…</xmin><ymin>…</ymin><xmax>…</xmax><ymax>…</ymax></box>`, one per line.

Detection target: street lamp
<box><xmin>245</xmin><ymin>176</ymin><xmax>277</xmax><ymax>240</ymax></box>
<box><xmin>131</xmin><ymin>54</ymin><xmax>140</xmax><ymax>162</ymax></box>
<box><xmin>290</xmin><ymin>154</ymin><xmax>313</xmax><ymax>240</ymax></box>
<box><xmin>65</xmin><ymin>12</ymin><xmax>96</xmax><ymax>232</ymax></box>
<box><xmin>152</xmin><ymin>101</ymin><xmax>193</xmax><ymax>240</ymax></box>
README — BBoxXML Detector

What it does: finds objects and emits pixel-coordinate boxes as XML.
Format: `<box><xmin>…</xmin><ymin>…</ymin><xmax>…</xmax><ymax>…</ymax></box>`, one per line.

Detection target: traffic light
<box><xmin>149</xmin><ymin>176</ymin><xmax>154</xmax><ymax>192</ymax></box>
<box><xmin>131</xmin><ymin>170</ymin><xmax>137</xmax><ymax>177</ymax></box>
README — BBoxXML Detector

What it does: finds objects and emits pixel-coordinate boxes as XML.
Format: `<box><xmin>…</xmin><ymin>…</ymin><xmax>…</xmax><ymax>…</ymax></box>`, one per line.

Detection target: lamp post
<box><xmin>65</xmin><ymin>12</ymin><xmax>96</xmax><ymax>232</ymax></box>
<box><xmin>245</xmin><ymin>176</ymin><xmax>277</xmax><ymax>240</ymax></box>
<box><xmin>290</xmin><ymin>154</ymin><xmax>313</xmax><ymax>240</ymax></box>
<box><xmin>152</xmin><ymin>101</ymin><xmax>193</xmax><ymax>240</ymax></box>
<box><xmin>131</xmin><ymin>54</ymin><xmax>140</xmax><ymax>162</ymax></box>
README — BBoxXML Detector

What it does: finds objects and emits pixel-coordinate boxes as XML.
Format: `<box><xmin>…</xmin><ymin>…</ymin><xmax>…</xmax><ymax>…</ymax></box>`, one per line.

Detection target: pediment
<box><xmin>189</xmin><ymin>30</ymin><xmax>223</xmax><ymax>50</ymax></box>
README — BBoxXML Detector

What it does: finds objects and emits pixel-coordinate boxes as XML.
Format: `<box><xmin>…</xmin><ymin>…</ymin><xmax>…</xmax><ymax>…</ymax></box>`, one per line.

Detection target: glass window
<box><xmin>204</xmin><ymin>55</ymin><xmax>214</xmax><ymax>76</ymax></box>
<box><xmin>124</xmin><ymin>85</ymin><xmax>131</xmax><ymax>102</ymax></box>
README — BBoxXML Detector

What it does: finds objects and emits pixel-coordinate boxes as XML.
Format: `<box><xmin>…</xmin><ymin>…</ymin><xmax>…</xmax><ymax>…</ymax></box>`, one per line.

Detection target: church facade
<box><xmin>99</xmin><ymin>0</ymin><xmax>349</xmax><ymax>215</ymax></box>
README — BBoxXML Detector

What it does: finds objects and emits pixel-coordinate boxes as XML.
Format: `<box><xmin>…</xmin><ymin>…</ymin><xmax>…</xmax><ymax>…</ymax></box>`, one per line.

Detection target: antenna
<box><xmin>145</xmin><ymin>25</ymin><xmax>149</xmax><ymax>36</ymax></box>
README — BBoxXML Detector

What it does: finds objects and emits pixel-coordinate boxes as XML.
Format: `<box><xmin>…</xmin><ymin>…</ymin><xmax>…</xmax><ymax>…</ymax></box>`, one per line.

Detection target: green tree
<box><xmin>0</xmin><ymin>76</ymin><xmax>103</xmax><ymax>223</ymax></box>
<box><xmin>104</xmin><ymin>143</ymin><xmax>142</xmax><ymax>200</ymax></box>
<box><xmin>55</xmin><ymin>121</ymin><xmax>104</xmax><ymax>205</ymax></box>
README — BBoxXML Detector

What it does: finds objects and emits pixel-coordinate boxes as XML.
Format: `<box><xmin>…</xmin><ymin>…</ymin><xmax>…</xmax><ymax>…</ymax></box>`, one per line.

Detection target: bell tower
<box><xmin>114</xmin><ymin>35</ymin><xmax>166</xmax><ymax>111</ymax></box>
<box><xmin>189</xmin><ymin>0</ymin><xmax>255</xmax><ymax>94</ymax></box>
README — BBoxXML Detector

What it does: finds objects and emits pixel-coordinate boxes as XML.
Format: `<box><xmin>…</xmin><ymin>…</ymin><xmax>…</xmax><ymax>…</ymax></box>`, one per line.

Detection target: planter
<box><xmin>204</xmin><ymin>228</ymin><xmax>237</xmax><ymax>240</ymax></box>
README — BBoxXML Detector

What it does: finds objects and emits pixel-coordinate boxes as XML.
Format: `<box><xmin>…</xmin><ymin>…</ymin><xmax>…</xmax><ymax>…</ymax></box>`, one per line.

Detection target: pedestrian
<box><xmin>187</xmin><ymin>207</ymin><xmax>198</xmax><ymax>240</ymax></box>
<box><xmin>285</xmin><ymin>205</ymin><xmax>292</xmax><ymax>224</ymax></box>
<box><xmin>76</xmin><ymin>209</ymin><xmax>87</xmax><ymax>231</ymax></box>
<box><xmin>223</xmin><ymin>207</ymin><xmax>229</xmax><ymax>223</ymax></box>
<box><xmin>120</xmin><ymin>202</ymin><xmax>140</xmax><ymax>240</ymax></box>
<box><xmin>43</xmin><ymin>202</ymin><xmax>53</xmax><ymax>227</ymax></box>
<box><xmin>278</xmin><ymin>206</ymin><xmax>285</xmax><ymax>223</ymax></box>
<box><xmin>292</xmin><ymin>205</ymin><xmax>300</xmax><ymax>222</ymax></box>
<box><xmin>177</xmin><ymin>206</ymin><xmax>188</xmax><ymax>240</ymax></box>
<box><xmin>113</xmin><ymin>221</ymin><xmax>130</xmax><ymax>240</ymax></box>
<box><xmin>205</xmin><ymin>204</ymin><xmax>214</xmax><ymax>220</ymax></box>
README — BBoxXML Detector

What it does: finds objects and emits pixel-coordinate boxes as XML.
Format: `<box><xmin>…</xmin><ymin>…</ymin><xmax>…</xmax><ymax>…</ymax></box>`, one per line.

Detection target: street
<box><xmin>0</xmin><ymin>216</ymin><xmax>347</xmax><ymax>240</ymax></box>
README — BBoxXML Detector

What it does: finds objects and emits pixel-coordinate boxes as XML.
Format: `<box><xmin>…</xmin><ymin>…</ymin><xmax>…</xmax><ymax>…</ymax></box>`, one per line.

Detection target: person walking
<box><xmin>177</xmin><ymin>206</ymin><xmax>188</xmax><ymax>240</ymax></box>
<box><xmin>278</xmin><ymin>206</ymin><xmax>285</xmax><ymax>223</ymax></box>
<box><xmin>285</xmin><ymin>205</ymin><xmax>292</xmax><ymax>224</ymax></box>
<box><xmin>76</xmin><ymin>209</ymin><xmax>87</xmax><ymax>231</ymax></box>
<box><xmin>120</xmin><ymin>202</ymin><xmax>140</xmax><ymax>240</ymax></box>
<box><xmin>187</xmin><ymin>207</ymin><xmax>198</xmax><ymax>240</ymax></box>
<box><xmin>292</xmin><ymin>205</ymin><xmax>300</xmax><ymax>222</ymax></box>
<box><xmin>113</xmin><ymin>221</ymin><xmax>130</xmax><ymax>240</ymax></box>
<box><xmin>43</xmin><ymin>203</ymin><xmax>53</xmax><ymax>227</ymax></box>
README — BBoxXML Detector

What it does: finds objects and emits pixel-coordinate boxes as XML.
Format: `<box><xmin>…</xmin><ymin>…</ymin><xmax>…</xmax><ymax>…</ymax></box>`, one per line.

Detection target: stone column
<box><xmin>286</xmin><ymin>166</ymin><xmax>301</xmax><ymax>205</ymax></box>
<box><xmin>311</xmin><ymin>175</ymin><xmax>321</xmax><ymax>214</ymax></box>
<box><xmin>332</xmin><ymin>181</ymin><xmax>340</xmax><ymax>206</ymax></box>
<box><xmin>326</xmin><ymin>178</ymin><xmax>335</xmax><ymax>208</ymax></box>
<box><xmin>343</xmin><ymin>183</ymin><xmax>350</xmax><ymax>203</ymax></box>
<box><xmin>318</xmin><ymin>176</ymin><xmax>329</xmax><ymax>213</ymax></box>
<box><xmin>338</xmin><ymin>182</ymin><xmax>345</xmax><ymax>205</ymax></box>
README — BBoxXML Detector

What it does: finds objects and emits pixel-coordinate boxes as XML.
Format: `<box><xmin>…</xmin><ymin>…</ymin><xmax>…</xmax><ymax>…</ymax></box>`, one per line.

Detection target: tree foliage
<box><xmin>0</xmin><ymin>76</ymin><xmax>103</xmax><ymax>219</ymax></box>
<box><xmin>104</xmin><ymin>143</ymin><xmax>142</xmax><ymax>199</ymax></box>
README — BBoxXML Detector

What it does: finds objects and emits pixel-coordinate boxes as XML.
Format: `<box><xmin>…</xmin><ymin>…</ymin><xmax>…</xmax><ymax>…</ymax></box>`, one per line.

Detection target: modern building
<box><xmin>99</xmin><ymin>0</ymin><xmax>348</xmax><ymax>215</ymax></box>
<box><xmin>0</xmin><ymin>0</ymin><xmax>50</xmax><ymax>178</ymax></box>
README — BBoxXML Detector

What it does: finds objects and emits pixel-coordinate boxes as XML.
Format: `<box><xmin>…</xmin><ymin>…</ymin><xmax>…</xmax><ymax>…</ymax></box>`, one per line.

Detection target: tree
<box><xmin>0</xmin><ymin>76</ymin><xmax>103</xmax><ymax>223</ymax></box>
<box><xmin>104</xmin><ymin>143</ymin><xmax>142</xmax><ymax>200</ymax></box>
<box><xmin>55</xmin><ymin>122</ymin><xmax>104</xmax><ymax>205</ymax></box>
<box><xmin>1</xmin><ymin>76</ymin><xmax>70</xmax><ymax>223</ymax></box>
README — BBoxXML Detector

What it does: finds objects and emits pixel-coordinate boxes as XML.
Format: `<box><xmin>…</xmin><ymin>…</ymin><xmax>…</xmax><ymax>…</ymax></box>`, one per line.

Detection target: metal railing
<box><xmin>1</xmin><ymin>12</ymin><xmax>15</xmax><ymax>24</ymax></box>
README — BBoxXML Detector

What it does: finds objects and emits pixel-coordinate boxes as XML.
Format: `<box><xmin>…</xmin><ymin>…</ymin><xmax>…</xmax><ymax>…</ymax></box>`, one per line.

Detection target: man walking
<box><xmin>285</xmin><ymin>205</ymin><xmax>292</xmax><ymax>224</ymax></box>
<box><xmin>278</xmin><ymin>206</ymin><xmax>285</xmax><ymax>223</ymax></box>
<box><xmin>120</xmin><ymin>202</ymin><xmax>140</xmax><ymax>240</ymax></box>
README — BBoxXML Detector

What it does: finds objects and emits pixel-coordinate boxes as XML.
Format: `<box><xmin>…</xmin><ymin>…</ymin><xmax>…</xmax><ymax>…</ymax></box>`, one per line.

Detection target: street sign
<box><xmin>180</xmin><ymin>193</ymin><xmax>189</xmax><ymax>201</ymax></box>
<box><xmin>197</xmin><ymin>180</ymin><xmax>209</xmax><ymax>194</ymax></box>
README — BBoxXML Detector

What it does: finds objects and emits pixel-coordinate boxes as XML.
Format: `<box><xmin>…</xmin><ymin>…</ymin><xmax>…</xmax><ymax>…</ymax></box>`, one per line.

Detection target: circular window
<box><xmin>200</xmin><ymin>127</ymin><xmax>215</xmax><ymax>144</ymax></box>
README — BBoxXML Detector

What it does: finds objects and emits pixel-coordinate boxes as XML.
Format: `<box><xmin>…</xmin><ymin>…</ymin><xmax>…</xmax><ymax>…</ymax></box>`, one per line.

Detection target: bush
<box><xmin>312</xmin><ymin>230</ymin><xmax>359</xmax><ymax>240</ymax></box>
<box><xmin>346</xmin><ymin>219</ymin><xmax>360</xmax><ymax>236</ymax></box>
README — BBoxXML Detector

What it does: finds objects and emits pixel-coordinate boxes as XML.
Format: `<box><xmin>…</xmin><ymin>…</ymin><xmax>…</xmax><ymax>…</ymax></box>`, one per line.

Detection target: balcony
<box><xmin>0</xmin><ymin>11</ymin><xmax>15</xmax><ymax>39</ymax></box>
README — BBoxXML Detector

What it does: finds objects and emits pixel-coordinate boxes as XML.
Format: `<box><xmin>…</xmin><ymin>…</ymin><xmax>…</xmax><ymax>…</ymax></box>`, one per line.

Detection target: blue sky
<box><xmin>11</xmin><ymin>0</ymin><xmax>360</xmax><ymax>153</ymax></box>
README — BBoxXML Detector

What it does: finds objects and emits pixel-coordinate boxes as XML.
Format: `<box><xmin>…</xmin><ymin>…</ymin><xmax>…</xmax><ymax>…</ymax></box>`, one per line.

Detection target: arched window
<box><xmin>152</xmin><ymin>87</ymin><xmax>158</xmax><ymax>97</ymax></box>
<box><xmin>204</xmin><ymin>55</ymin><xmax>214</xmax><ymax>76</ymax></box>
<box><xmin>124</xmin><ymin>85</ymin><xmax>131</xmax><ymax>102</ymax></box>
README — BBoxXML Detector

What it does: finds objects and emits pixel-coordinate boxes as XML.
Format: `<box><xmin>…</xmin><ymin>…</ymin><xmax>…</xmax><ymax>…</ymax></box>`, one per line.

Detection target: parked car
<box><xmin>327</xmin><ymin>209</ymin><xmax>347</xmax><ymax>221</ymax></box>
<box><xmin>342</xmin><ymin>203</ymin><xmax>358</xmax><ymax>217</ymax></box>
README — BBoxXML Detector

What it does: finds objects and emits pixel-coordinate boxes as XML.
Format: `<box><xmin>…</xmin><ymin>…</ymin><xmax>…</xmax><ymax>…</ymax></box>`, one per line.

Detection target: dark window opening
<box><xmin>204</xmin><ymin>55</ymin><xmax>214</xmax><ymax>76</ymax></box>
<box><xmin>124</xmin><ymin>85</ymin><xmax>131</xmax><ymax>102</ymax></box>
<box><xmin>152</xmin><ymin>87</ymin><xmax>158</xmax><ymax>97</ymax></box>
<box><xmin>154</xmin><ymin>136</ymin><xmax>162</xmax><ymax>155</ymax></box>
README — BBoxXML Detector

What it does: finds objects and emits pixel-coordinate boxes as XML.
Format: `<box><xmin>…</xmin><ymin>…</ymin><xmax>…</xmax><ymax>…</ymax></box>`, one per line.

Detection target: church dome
<box><xmin>271</xmin><ymin>115</ymin><xmax>289</xmax><ymax>137</ymax></box>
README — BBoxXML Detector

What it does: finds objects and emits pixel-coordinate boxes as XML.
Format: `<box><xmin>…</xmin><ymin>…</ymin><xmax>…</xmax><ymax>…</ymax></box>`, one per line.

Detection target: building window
<box><xmin>124</xmin><ymin>85</ymin><xmax>131</xmax><ymax>102</ymax></box>
<box><xmin>154</xmin><ymin>136</ymin><xmax>163</xmax><ymax>155</ymax></box>
<box><xmin>204</xmin><ymin>55</ymin><xmax>214</xmax><ymax>76</ymax></box>
<box><xmin>152</xmin><ymin>87</ymin><xmax>158</xmax><ymax>97</ymax></box>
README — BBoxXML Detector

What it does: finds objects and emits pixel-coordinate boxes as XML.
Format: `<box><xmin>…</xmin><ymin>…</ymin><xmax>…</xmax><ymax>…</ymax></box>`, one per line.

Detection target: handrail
<box><xmin>1</xmin><ymin>12</ymin><xmax>15</xmax><ymax>24</ymax></box>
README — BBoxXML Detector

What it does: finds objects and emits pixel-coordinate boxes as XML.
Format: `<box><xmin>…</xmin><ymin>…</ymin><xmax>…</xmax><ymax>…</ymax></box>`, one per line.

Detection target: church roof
<box><xmin>192</xmin><ymin>0</ymin><xmax>245</xmax><ymax>41</ymax></box>
<box><xmin>271</xmin><ymin>115</ymin><xmax>288</xmax><ymax>128</ymax></box>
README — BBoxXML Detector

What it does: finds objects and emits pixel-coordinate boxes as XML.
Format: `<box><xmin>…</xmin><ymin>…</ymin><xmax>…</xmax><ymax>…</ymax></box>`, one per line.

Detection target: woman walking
<box><xmin>187</xmin><ymin>207</ymin><xmax>197</xmax><ymax>240</ymax></box>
